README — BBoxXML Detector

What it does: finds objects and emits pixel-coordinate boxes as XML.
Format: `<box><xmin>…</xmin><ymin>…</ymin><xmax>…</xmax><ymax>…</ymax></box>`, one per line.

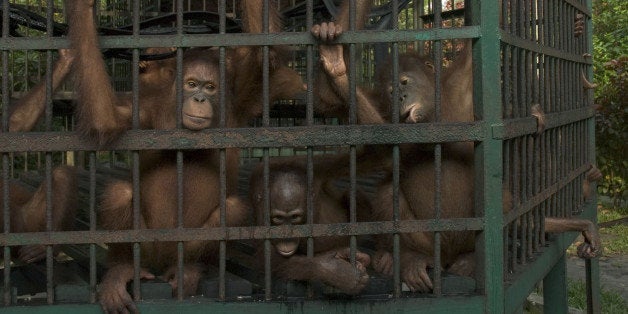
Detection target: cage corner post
<box><xmin>469</xmin><ymin>0</ymin><xmax>505</xmax><ymax>312</ymax></box>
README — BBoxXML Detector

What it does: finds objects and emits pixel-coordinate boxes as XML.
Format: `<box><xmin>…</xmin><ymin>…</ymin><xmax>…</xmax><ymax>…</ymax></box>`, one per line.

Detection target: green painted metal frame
<box><xmin>0</xmin><ymin>296</ymin><xmax>487</xmax><ymax>314</ymax></box>
<box><xmin>0</xmin><ymin>0</ymin><xmax>599</xmax><ymax>312</ymax></box>
<box><xmin>468</xmin><ymin>1</ymin><xmax>504</xmax><ymax>312</ymax></box>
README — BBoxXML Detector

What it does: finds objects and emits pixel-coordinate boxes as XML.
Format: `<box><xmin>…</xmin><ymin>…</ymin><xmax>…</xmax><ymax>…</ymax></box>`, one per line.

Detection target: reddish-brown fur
<box><xmin>313</xmin><ymin>2</ymin><xmax>601</xmax><ymax>293</ymax></box>
<box><xmin>0</xmin><ymin>166</ymin><xmax>77</xmax><ymax>263</ymax></box>
<box><xmin>248</xmin><ymin>155</ymin><xmax>371</xmax><ymax>295</ymax></box>
<box><xmin>2</xmin><ymin>49</ymin><xmax>77</xmax><ymax>264</ymax></box>
<box><xmin>66</xmin><ymin>1</ymin><xmax>302</xmax><ymax>312</ymax></box>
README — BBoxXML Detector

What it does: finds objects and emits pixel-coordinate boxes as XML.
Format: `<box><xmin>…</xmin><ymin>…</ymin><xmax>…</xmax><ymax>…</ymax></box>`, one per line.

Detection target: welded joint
<box><xmin>530</xmin><ymin>104</ymin><xmax>545</xmax><ymax>136</ymax></box>
<box><xmin>490</xmin><ymin>123</ymin><xmax>505</xmax><ymax>140</ymax></box>
<box><xmin>581</xmin><ymin>71</ymin><xmax>598</xmax><ymax>90</ymax></box>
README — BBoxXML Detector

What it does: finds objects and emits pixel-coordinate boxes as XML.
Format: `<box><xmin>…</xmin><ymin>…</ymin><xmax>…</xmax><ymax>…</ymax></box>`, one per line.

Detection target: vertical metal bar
<box><xmin>175</xmin><ymin>0</ymin><xmax>186</xmax><ymax>300</ymax></box>
<box><xmin>503</xmin><ymin>225</ymin><xmax>509</xmax><ymax>276</ymax></box>
<box><xmin>584</xmin><ymin>4</ymin><xmax>600</xmax><ymax>309</ymax></box>
<box><xmin>347</xmin><ymin>0</ymin><xmax>358</xmax><ymax>269</ymax></box>
<box><xmin>541</xmin><ymin>128</ymin><xmax>549</xmax><ymax>246</ymax></box>
<box><xmin>89</xmin><ymin>152</ymin><xmax>98</xmax><ymax>303</ymax></box>
<box><xmin>469</xmin><ymin>1</ymin><xmax>504</xmax><ymax>309</ymax></box>
<box><xmin>510</xmin><ymin>218</ymin><xmax>517</xmax><ymax>271</ymax></box>
<box><xmin>511</xmin><ymin>46</ymin><xmax>519</xmax><ymax>117</ymax></box>
<box><xmin>390</xmin><ymin>0</ymin><xmax>401</xmax><ymax>298</ymax></box>
<box><xmin>44</xmin><ymin>1</ymin><xmax>55</xmax><ymax>304</ymax></box>
<box><xmin>413</xmin><ymin>0</ymin><xmax>422</xmax><ymax>51</ymax></box>
<box><xmin>176</xmin><ymin>149</ymin><xmax>185</xmax><ymax>301</ymax></box>
<box><xmin>518</xmin><ymin>48</ymin><xmax>526</xmax><ymax>118</ymax></box>
<box><xmin>519</xmin><ymin>141</ymin><xmax>527</xmax><ymax>267</ymax></box>
<box><xmin>533</xmin><ymin>126</ymin><xmax>542</xmax><ymax>254</ymax></box>
<box><xmin>549</xmin><ymin>0</ymin><xmax>562</xmax><ymax>48</ymax></box>
<box><xmin>568</xmin><ymin>6</ymin><xmax>573</xmax><ymax>54</ymax></box>
<box><xmin>559</xmin><ymin>126</ymin><xmax>566</xmax><ymax>217</ymax></box>
<box><xmin>548</xmin><ymin>56</ymin><xmax>554</xmax><ymax>115</ymax></box>
<box><xmin>506</xmin><ymin>44</ymin><xmax>513</xmax><ymax>119</ymax></box>
<box><xmin>431</xmin><ymin>0</ymin><xmax>443</xmax><ymax>296</ymax></box>
<box><xmin>500</xmin><ymin>0</ymin><xmax>507</xmax><ymax>32</ymax></box>
<box><xmin>218</xmin><ymin>0</ymin><xmax>228</xmax><ymax>301</ymax></box>
<box><xmin>525</xmin><ymin>51</ymin><xmax>532</xmax><ymax>120</ymax></box>
<box><xmin>2</xmin><ymin>0</ymin><xmax>10</xmax><ymax>304</ymax></box>
<box><xmin>531</xmin><ymin>0</ymin><xmax>537</xmax><ymax>43</ymax></box>
<box><xmin>539</xmin><ymin>1</ymin><xmax>548</xmax><ymax>46</ymax></box>
<box><xmin>517</xmin><ymin>0</ymin><xmax>525</xmax><ymax>39</ymax></box>
<box><xmin>561</xmin><ymin>1</ymin><xmax>566</xmax><ymax>52</ymax></box>
<box><xmin>509</xmin><ymin>0</ymin><xmax>516</xmax><ymax>35</ymax></box>
<box><xmin>523</xmin><ymin>0</ymin><xmax>530</xmax><ymax>40</ymax></box>
<box><xmin>305</xmin><ymin>0</ymin><xmax>315</xmax><ymax>299</ymax></box>
<box><xmin>132</xmin><ymin>3</ymin><xmax>141</xmax><ymax>129</ymax></box>
<box><xmin>45</xmin><ymin>155</ymin><xmax>54</xmax><ymax>304</ymax></box>
<box><xmin>262</xmin><ymin>0</ymin><xmax>272</xmax><ymax>301</ymax></box>
<box><xmin>131</xmin><ymin>0</ymin><xmax>142</xmax><ymax>302</ymax></box>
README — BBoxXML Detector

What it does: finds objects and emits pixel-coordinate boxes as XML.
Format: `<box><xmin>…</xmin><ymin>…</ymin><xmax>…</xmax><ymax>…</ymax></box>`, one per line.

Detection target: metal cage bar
<box><xmin>0</xmin><ymin>0</ymin><xmax>599</xmax><ymax>312</ymax></box>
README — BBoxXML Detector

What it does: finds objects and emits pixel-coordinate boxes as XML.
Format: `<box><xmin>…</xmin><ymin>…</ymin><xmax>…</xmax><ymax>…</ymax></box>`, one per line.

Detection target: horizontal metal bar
<box><xmin>0</xmin><ymin>295</ymin><xmax>486</xmax><ymax>313</ymax></box>
<box><xmin>500</xmin><ymin>31</ymin><xmax>592</xmax><ymax>65</ymax></box>
<box><xmin>0</xmin><ymin>123</ymin><xmax>485</xmax><ymax>152</ymax></box>
<box><xmin>0</xmin><ymin>26</ymin><xmax>481</xmax><ymax>50</ymax></box>
<box><xmin>491</xmin><ymin>107</ymin><xmax>594</xmax><ymax>140</ymax></box>
<box><xmin>543</xmin><ymin>107</ymin><xmax>595</xmax><ymax>131</ymax></box>
<box><xmin>0</xmin><ymin>218</ymin><xmax>484</xmax><ymax>246</ymax></box>
<box><xmin>504</xmin><ymin>163</ymin><xmax>590</xmax><ymax>225</ymax></box>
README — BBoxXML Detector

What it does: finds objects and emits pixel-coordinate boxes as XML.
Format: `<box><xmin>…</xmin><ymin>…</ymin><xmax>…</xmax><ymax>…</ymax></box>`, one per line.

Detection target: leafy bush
<box><xmin>593</xmin><ymin>0</ymin><xmax>628</xmax><ymax>207</ymax></box>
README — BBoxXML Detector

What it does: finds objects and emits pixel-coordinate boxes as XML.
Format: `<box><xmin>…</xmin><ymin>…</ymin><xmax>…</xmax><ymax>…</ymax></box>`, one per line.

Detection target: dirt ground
<box><xmin>566</xmin><ymin>248</ymin><xmax>628</xmax><ymax>302</ymax></box>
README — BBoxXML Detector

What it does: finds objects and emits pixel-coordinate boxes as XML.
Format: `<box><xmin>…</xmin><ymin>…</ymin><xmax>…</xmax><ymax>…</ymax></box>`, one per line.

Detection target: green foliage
<box><xmin>567</xmin><ymin>279</ymin><xmax>587</xmax><ymax>311</ymax></box>
<box><xmin>593</xmin><ymin>0</ymin><xmax>628</xmax><ymax>207</ymax></box>
<box><xmin>568</xmin><ymin>279</ymin><xmax>628</xmax><ymax>313</ymax></box>
<box><xmin>598</xmin><ymin>206</ymin><xmax>628</xmax><ymax>223</ymax></box>
<box><xmin>600</xmin><ymin>225</ymin><xmax>628</xmax><ymax>255</ymax></box>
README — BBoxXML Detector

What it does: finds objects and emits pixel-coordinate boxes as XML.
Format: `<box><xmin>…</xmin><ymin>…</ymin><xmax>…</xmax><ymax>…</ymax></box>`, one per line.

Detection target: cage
<box><xmin>0</xmin><ymin>0</ymin><xmax>600</xmax><ymax>313</ymax></box>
